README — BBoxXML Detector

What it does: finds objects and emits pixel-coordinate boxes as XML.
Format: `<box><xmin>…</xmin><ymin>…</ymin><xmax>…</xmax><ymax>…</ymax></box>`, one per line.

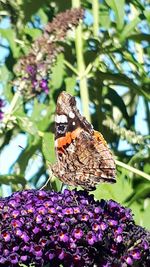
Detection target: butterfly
<box><xmin>51</xmin><ymin>91</ymin><xmax>116</xmax><ymax>191</ymax></box>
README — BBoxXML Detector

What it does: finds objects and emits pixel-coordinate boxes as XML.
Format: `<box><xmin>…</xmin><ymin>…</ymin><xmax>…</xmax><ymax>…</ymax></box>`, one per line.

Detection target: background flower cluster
<box><xmin>0</xmin><ymin>189</ymin><xmax>149</xmax><ymax>267</ymax></box>
<box><xmin>0</xmin><ymin>98</ymin><xmax>5</xmax><ymax>121</ymax></box>
<box><xmin>13</xmin><ymin>8</ymin><xmax>84</xmax><ymax>100</ymax></box>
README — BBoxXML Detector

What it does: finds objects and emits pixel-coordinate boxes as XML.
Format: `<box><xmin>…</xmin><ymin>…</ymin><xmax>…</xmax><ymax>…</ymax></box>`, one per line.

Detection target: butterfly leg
<box><xmin>40</xmin><ymin>166</ymin><xmax>53</xmax><ymax>190</ymax></box>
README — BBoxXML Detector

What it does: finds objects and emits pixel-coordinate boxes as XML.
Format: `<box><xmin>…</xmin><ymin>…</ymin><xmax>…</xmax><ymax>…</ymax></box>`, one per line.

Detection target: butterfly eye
<box><xmin>56</xmin><ymin>124</ymin><xmax>67</xmax><ymax>134</ymax></box>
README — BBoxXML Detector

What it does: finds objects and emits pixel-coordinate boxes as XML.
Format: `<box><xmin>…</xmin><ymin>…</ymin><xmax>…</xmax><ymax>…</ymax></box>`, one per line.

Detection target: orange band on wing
<box><xmin>93</xmin><ymin>130</ymin><xmax>107</xmax><ymax>146</ymax></box>
<box><xmin>57</xmin><ymin>127</ymin><xmax>82</xmax><ymax>148</ymax></box>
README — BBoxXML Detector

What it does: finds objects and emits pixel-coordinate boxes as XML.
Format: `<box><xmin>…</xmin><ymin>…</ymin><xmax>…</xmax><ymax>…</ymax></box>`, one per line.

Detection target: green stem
<box><xmin>92</xmin><ymin>0</ymin><xmax>99</xmax><ymax>37</ymax></box>
<box><xmin>92</xmin><ymin>0</ymin><xmax>103</xmax><ymax>131</ymax></box>
<box><xmin>64</xmin><ymin>60</ymin><xmax>79</xmax><ymax>76</ymax></box>
<box><xmin>144</xmin><ymin>99</ymin><xmax>150</xmax><ymax>134</ymax></box>
<box><xmin>116</xmin><ymin>160</ymin><xmax>150</xmax><ymax>181</ymax></box>
<box><xmin>8</xmin><ymin>91</ymin><xmax>21</xmax><ymax>113</ymax></box>
<box><xmin>72</xmin><ymin>0</ymin><xmax>91</xmax><ymax>122</ymax></box>
<box><xmin>3</xmin><ymin>90</ymin><xmax>21</xmax><ymax>125</ymax></box>
<box><xmin>95</xmin><ymin>86</ymin><xmax>103</xmax><ymax>132</ymax></box>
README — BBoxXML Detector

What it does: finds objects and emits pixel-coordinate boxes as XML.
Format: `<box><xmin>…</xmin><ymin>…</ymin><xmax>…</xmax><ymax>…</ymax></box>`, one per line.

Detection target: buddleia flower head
<box><xmin>0</xmin><ymin>189</ymin><xmax>149</xmax><ymax>266</ymax></box>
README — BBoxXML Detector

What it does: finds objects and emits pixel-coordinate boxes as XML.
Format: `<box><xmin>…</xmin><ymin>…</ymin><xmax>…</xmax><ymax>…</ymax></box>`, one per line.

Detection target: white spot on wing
<box><xmin>54</xmin><ymin>140</ymin><xmax>58</xmax><ymax>146</ymax></box>
<box><xmin>69</xmin><ymin>111</ymin><xmax>75</xmax><ymax>119</ymax></box>
<box><xmin>55</xmin><ymin>115</ymin><xmax>60</xmax><ymax>123</ymax></box>
<box><xmin>60</xmin><ymin>115</ymin><xmax>68</xmax><ymax>123</ymax></box>
<box><xmin>55</xmin><ymin>115</ymin><xmax>68</xmax><ymax>123</ymax></box>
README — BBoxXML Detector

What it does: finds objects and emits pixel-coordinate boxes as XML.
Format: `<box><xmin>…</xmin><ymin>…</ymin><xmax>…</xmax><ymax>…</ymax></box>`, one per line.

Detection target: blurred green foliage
<box><xmin>0</xmin><ymin>0</ymin><xmax>150</xmax><ymax>229</ymax></box>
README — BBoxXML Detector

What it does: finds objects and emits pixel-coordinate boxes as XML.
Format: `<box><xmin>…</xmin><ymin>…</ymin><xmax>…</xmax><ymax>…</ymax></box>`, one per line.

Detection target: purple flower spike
<box><xmin>0</xmin><ymin>189</ymin><xmax>149</xmax><ymax>266</ymax></box>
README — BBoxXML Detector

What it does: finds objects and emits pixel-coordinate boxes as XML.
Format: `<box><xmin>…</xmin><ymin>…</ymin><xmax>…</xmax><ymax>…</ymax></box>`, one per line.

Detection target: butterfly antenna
<box><xmin>40</xmin><ymin>165</ymin><xmax>53</xmax><ymax>190</ymax></box>
<box><xmin>18</xmin><ymin>145</ymin><xmax>43</xmax><ymax>158</ymax></box>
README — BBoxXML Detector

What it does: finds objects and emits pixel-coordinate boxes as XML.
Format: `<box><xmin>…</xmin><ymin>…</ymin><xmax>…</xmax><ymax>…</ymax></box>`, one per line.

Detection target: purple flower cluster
<box><xmin>0</xmin><ymin>189</ymin><xmax>149</xmax><ymax>267</ymax></box>
<box><xmin>0</xmin><ymin>98</ymin><xmax>5</xmax><ymax>120</ymax></box>
<box><xmin>14</xmin><ymin>8</ymin><xmax>84</xmax><ymax>100</ymax></box>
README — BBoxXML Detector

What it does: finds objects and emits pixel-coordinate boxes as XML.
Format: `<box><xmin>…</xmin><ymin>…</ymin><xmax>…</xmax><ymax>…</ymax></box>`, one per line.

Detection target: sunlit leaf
<box><xmin>94</xmin><ymin>171</ymin><xmax>133</xmax><ymax>203</ymax></box>
<box><xmin>99</xmin><ymin>4</ymin><xmax>111</xmax><ymax>29</ymax></box>
<box><xmin>105</xmin><ymin>0</ymin><xmax>125</xmax><ymax>30</ymax></box>
<box><xmin>65</xmin><ymin>76</ymin><xmax>76</xmax><ymax>95</ymax></box>
<box><xmin>144</xmin><ymin>10</ymin><xmax>150</xmax><ymax>23</ymax></box>
<box><xmin>42</xmin><ymin>132</ymin><xmax>55</xmax><ymax>164</ymax></box>
<box><xmin>0</xmin><ymin>29</ymin><xmax>20</xmax><ymax>58</ymax></box>
<box><xmin>17</xmin><ymin>116</ymin><xmax>39</xmax><ymax>135</ymax></box>
<box><xmin>24</xmin><ymin>27</ymin><xmax>42</xmax><ymax>39</ymax></box>
<box><xmin>51</xmin><ymin>53</ymin><xmax>64</xmax><ymax>89</ymax></box>
<box><xmin>120</xmin><ymin>17</ymin><xmax>141</xmax><ymax>42</ymax></box>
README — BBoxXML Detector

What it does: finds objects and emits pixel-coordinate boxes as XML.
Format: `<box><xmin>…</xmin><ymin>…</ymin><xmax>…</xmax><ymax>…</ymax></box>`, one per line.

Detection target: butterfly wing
<box><xmin>52</xmin><ymin>91</ymin><xmax>116</xmax><ymax>190</ymax></box>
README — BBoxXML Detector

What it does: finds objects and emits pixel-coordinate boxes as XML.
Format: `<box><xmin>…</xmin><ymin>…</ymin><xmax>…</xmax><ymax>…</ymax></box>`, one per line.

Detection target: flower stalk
<box><xmin>72</xmin><ymin>0</ymin><xmax>91</xmax><ymax>123</ymax></box>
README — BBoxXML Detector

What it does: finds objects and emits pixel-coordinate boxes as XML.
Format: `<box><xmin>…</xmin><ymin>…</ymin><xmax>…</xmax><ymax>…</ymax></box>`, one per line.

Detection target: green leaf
<box><xmin>128</xmin><ymin>33</ymin><xmax>150</xmax><ymax>43</ymax></box>
<box><xmin>0</xmin><ymin>66</ymin><xmax>13</xmax><ymax>101</ymax></box>
<box><xmin>0</xmin><ymin>174</ymin><xmax>26</xmax><ymax>186</ymax></box>
<box><xmin>42</xmin><ymin>132</ymin><xmax>56</xmax><ymax>164</ymax></box>
<box><xmin>144</xmin><ymin>10</ymin><xmax>150</xmax><ymax>24</ymax></box>
<box><xmin>99</xmin><ymin>4</ymin><xmax>111</xmax><ymax>29</ymax></box>
<box><xmin>31</xmin><ymin>99</ymin><xmax>52</xmax><ymax>132</ymax></box>
<box><xmin>140</xmin><ymin>199</ymin><xmax>150</xmax><ymax>229</ymax></box>
<box><xmin>97</xmin><ymin>70</ymin><xmax>150</xmax><ymax>100</ymax></box>
<box><xmin>105</xmin><ymin>0</ymin><xmax>125</xmax><ymax>30</ymax></box>
<box><xmin>120</xmin><ymin>17</ymin><xmax>141</xmax><ymax>42</ymax></box>
<box><xmin>0</xmin><ymin>29</ymin><xmax>20</xmax><ymax>58</ymax></box>
<box><xmin>51</xmin><ymin>53</ymin><xmax>64</xmax><ymax>89</ymax></box>
<box><xmin>65</xmin><ymin>76</ymin><xmax>76</xmax><ymax>95</ymax></box>
<box><xmin>129</xmin><ymin>199</ymin><xmax>150</xmax><ymax>229</ymax></box>
<box><xmin>106</xmin><ymin>88</ymin><xmax>129</xmax><ymax>121</ymax></box>
<box><xmin>17</xmin><ymin>116</ymin><xmax>39</xmax><ymax>135</ymax></box>
<box><xmin>17</xmin><ymin>135</ymin><xmax>41</xmax><ymax>174</ymax></box>
<box><xmin>0</xmin><ymin>65</ymin><xmax>10</xmax><ymax>82</ymax></box>
<box><xmin>21</xmin><ymin>0</ymin><xmax>46</xmax><ymax>23</ymax></box>
<box><xmin>24</xmin><ymin>27</ymin><xmax>42</xmax><ymax>39</ymax></box>
<box><xmin>37</xmin><ymin>8</ymin><xmax>48</xmax><ymax>24</ymax></box>
<box><xmin>126</xmin><ymin>182</ymin><xmax>150</xmax><ymax>205</ymax></box>
<box><xmin>50</xmin><ymin>176</ymin><xmax>62</xmax><ymax>192</ymax></box>
<box><xmin>93</xmin><ymin>171</ymin><xmax>133</xmax><ymax>203</ymax></box>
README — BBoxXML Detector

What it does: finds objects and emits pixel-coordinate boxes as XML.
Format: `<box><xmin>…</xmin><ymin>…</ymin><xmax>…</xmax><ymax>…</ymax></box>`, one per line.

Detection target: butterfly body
<box><xmin>52</xmin><ymin>91</ymin><xmax>116</xmax><ymax>191</ymax></box>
